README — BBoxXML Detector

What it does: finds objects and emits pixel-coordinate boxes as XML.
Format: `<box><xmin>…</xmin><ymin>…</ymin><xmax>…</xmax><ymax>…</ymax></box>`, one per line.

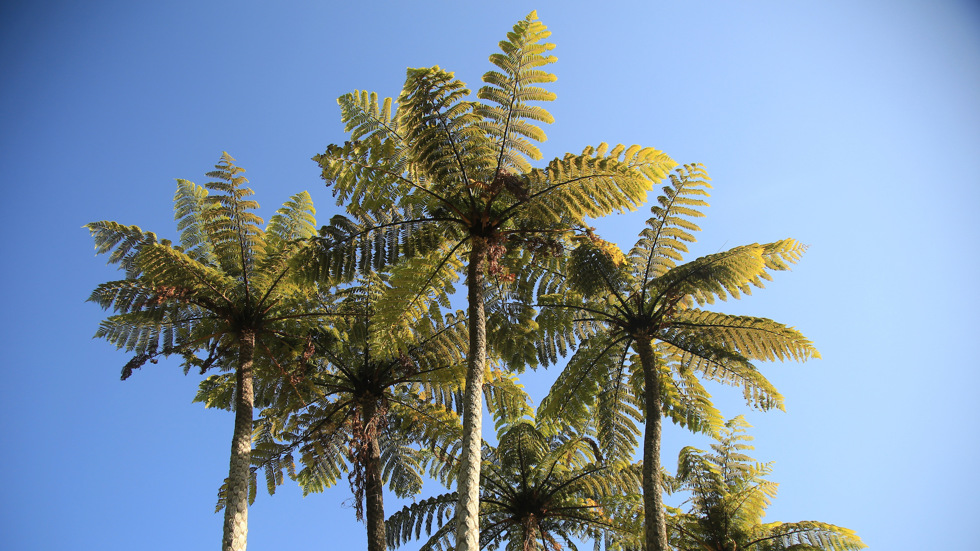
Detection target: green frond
<box><xmin>300</xmin><ymin>208</ymin><xmax>452</xmax><ymax>284</ymax></box>
<box><xmin>339</xmin><ymin>90</ymin><xmax>401</xmax><ymax>142</ymax></box>
<box><xmin>194</xmin><ymin>373</ymin><xmax>237</xmax><ymax>410</ymax></box>
<box><xmin>174</xmin><ymin>179</ymin><xmax>218</xmax><ymax>265</ymax></box>
<box><xmin>484</xmin><ymin>368</ymin><xmax>534</xmax><ymax>429</ymax></box>
<box><xmin>658</xmin><ymin>336</ymin><xmax>784</xmax><ymax>411</ymax></box>
<box><xmin>672</xmin><ymin>418</ymin><xmax>865</xmax><ymax>551</ymax></box>
<box><xmin>669</xmin><ymin>310</ymin><xmax>820</xmax><ymax>362</ymax></box>
<box><xmin>376</xmin><ymin>241</ymin><xmax>464</xmax><ymax>337</ymax></box>
<box><xmin>380</xmin><ymin>437</ymin><xmax>425</xmax><ymax>498</ymax></box>
<box><xmin>567</xmin><ymin>237</ymin><xmax>631</xmax><ymax>297</ymax></box>
<box><xmin>484</xmin><ymin>280</ymin><xmax>542</xmax><ymax>369</ymax></box>
<box><xmin>136</xmin><ymin>242</ymin><xmax>237</xmax><ymax>305</ymax></box>
<box><xmin>629</xmin><ymin>163</ymin><xmax>710</xmax><ymax>282</ymax></box>
<box><xmin>398</xmin><ymin>66</ymin><xmax>495</xmax><ymax>186</ymax></box>
<box><xmin>538</xmin><ymin>332</ymin><xmax>639</xmax><ymax>461</ymax></box>
<box><xmin>758</xmin><ymin>238</ymin><xmax>808</xmax><ymax>283</ymax></box>
<box><xmin>750</xmin><ymin>521</ymin><xmax>867</xmax><ymax>551</ymax></box>
<box><xmin>314</xmin><ymin>136</ymin><xmax>410</xmax><ymax>215</ymax></box>
<box><xmin>201</xmin><ymin>153</ymin><xmax>266</xmax><ymax>279</ymax></box>
<box><xmin>519</xmin><ymin>143</ymin><xmax>672</xmax><ymax>232</ymax></box>
<box><xmin>386</xmin><ymin>492</ymin><xmax>458</xmax><ymax>550</ymax></box>
<box><xmin>266</xmin><ymin>190</ymin><xmax>317</xmax><ymax>243</ymax></box>
<box><xmin>651</xmin><ymin>244</ymin><xmax>769</xmax><ymax>305</ymax></box>
<box><xmin>658</xmin><ymin>350</ymin><xmax>724</xmax><ymax>437</ymax></box>
<box><xmin>476</xmin><ymin>10</ymin><xmax>557</xmax><ymax>171</ymax></box>
<box><xmin>85</xmin><ymin>220</ymin><xmax>160</xmax><ymax>278</ymax></box>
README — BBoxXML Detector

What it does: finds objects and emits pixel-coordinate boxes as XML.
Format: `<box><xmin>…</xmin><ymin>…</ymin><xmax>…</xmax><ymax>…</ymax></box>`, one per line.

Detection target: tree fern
<box><xmin>386</xmin><ymin>414</ymin><xmax>641</xmax><ymax>551</ymax></box>
<box><xmin>308</xmin><ymin>13</ymin><xmax>680</xmax><ymax>551</ymax></box>
<box><xmin>535</xmin><ymin>164</ymin><xmax>818</xmax><ymax>551</ymax></box>
<box><xmin>669</xmin><ymin>417</ymin><xmax>866</xmax><ymax>551</ymax></box>
<box><xmin>87</xmin><ymin>153</ymin><xmax>327</xmax><ymax>551</ymax></box>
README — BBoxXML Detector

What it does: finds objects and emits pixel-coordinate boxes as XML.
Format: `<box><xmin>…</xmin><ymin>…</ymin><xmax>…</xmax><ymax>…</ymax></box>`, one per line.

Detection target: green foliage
<box><xmin>246</xmin><ymin>277</ymin><xmax>469</xmax><ymax>512</ymax></box>
<box><xmin>88</xmin><ymin>151</ymin><xmax>325</xmax><ymax>471</ymax></box>
<box><xmin>538</xmin><ymin>164</ymin><xmax>819</xmax><ymax>451</ymax></box>
<box><xmin>669</xmin><ymin>417</ymin><xmax>866</xmax><ymax>551</ymax></box>
<box><xmin>386</xmin><ymin>413</ymin><xmax>641</xmax><ymax>551</ymax></box>
<box><xmin>310</xmin><ymin>11</ymin><xmax>673</xmax><ymax>316</ymax></box>
<box><xmin>88</xmin><ymin>153</ymin><xmax>323</xmax><ymax>379</ymax></box>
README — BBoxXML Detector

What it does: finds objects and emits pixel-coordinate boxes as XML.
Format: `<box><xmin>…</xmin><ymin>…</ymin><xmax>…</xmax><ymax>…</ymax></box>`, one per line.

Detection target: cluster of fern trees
<box><xmin>87</xmin><ymin>12</ymin><xmax>864</xmax><ymax>551</ymax></box>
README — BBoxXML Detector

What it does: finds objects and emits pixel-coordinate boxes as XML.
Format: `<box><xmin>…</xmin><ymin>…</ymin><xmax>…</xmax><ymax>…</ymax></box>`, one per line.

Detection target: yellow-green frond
<box><xmin>669</xmin><ymin>310</ymin><xmax>820</xmax><ymax>362</ymax></box>
<box><xmin>630</xmin><ymin>163</ymin><xmax>710</xmax><ymax>281</ymax></box>
<box><xmin>476</xmin><ymin>10</ymin><xmax>557</xmax><ymax>170</ymax></box>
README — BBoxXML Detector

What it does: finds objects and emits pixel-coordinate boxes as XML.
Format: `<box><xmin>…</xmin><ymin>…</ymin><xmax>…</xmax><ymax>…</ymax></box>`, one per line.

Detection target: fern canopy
<box><xmin>535</xmin><ymin>163</ymin><xmax>819</xmax><ymax>551</ymax></box>
<box><xmin>87</xmin><ymin>153</ymin><xmax>329</xmax><ymax>551</ymax></box>
<box><xmin>386</xmin><ymin>413</ymin><xmax>640</xmax><ymax>551</ymax></box>
<box><xmin>310</xmin><ymin>12</ymin><xmax>680</xmax><ymax>551</ymax></box>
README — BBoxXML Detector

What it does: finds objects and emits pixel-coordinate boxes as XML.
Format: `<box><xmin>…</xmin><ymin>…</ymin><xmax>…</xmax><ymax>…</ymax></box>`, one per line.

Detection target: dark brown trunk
<box><xmin>363</xmin><ymin>399</ymin><xmax>386</xmax><ymax>551</ymax></box>
<box><xmin>637</xmin><ymin>336</ymin><xmax>668</xmax><ymax>551</ymax></box>
<box><xmin>222</xmin><ymin>330</ymin><xmax>255</xmax><ymax>551</ymax></box>
<box><xmin>455</xmin><ymin>238</ymin><xmax>488</xmax><ymax>551</ymax></box>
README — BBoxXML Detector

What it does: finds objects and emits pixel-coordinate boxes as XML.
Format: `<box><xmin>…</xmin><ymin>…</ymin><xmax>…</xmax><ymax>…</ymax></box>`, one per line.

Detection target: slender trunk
<box><xmin>636</xmin><ymin>336</ymin><xmax>668</xmax><ymax>551</ymax></box>
<box><xmin>222</xmin><ymin>330</ymin><xmax>255</xmax><ymax>551</ymax></box>
<box><xmin>363</xmin><ymin>399</ymin><xmax>386</xmax><ymax>551</ymax></box>
<box><xmin>455</xmin><ymin>238</ymin><xmax>488</xmax><ymax>551</ymax></box>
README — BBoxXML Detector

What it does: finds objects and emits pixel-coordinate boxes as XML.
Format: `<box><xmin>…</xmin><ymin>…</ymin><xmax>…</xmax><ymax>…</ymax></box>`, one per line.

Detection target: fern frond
<box><xmin>749</xmin><ymin>521</ymin><xmax>867</xmax><ymax>551</ymax></box>
<box><xmin>518</xmin><ymin>143</ymin><xmax>672</xmax><ymax>231</ymax></box>
<box><xmin>630</xmin><ymin>163</ymin><xmax>710</xmax><ymax>284</ymax></box>
<box><xmin>202</xmin><ymin>152</ymin><xmax>266</xmax><ymax>281</ymax></box>
<box><xmin>659</xmin><ymin>336</ymin><xmax>784</xmax><ymax>411</ymax></box>
<box><xmin>668</xmin><ymin>310</ymin><xmax>820</xmax><ymax>362</ymax></box>
<box><xmin>398</xmin><ymin>66</ymin><xmax>495</xmax><ymax>186</ymax></box>
<box><xmin>476</xmin><ymin>10</ymin><xmax>557</xmax><ymax>173</ymax></box>
<box><xmin>386</xmin><ymin>492</ymin><xmax>458</xmax><ymax>549</ymax></box>
<box><xmin>651</xmin><ymin>244</ymin><xmax>768</xmax><ymax>306</ymax></box>
<box><xmin>174</xmin><ymin>179</ymin><xmax>218</xmax><ymax>265</ymax></box>
<box><xmin>85</xmin><ymin>220</ymin><xmax>160</xmax><ymax>278</ymax></box>
<box><xmin>339</xmin><ymin>90</ymin><xmax>402</xmax><ymax>143</ymax></box>
<box><xmin>266</xmin><ymin>191</ymin><xmax>317</xmax><ymax>244</ymax></box>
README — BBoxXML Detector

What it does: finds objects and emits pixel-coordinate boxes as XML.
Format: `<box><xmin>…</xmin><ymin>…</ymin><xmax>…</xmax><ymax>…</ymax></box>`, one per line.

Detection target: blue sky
<box><xmin>1</xmin><ymin>1</ymin><xmax>977</xmax><ymax>549</ymax></box>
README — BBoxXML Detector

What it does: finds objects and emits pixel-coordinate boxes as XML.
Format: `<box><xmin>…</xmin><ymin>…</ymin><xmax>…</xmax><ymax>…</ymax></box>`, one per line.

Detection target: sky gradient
<box><xmin>1</xmin><ymin>1</ymin><xmax>978</xmax><ymax>549</ymax></box>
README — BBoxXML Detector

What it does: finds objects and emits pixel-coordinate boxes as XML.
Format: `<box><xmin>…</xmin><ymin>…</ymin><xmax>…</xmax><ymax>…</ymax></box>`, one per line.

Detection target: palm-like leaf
<box><xmin>245</xmin><ymin>276</ymin><xmax>468</xmax><ymax>551</ymax></box>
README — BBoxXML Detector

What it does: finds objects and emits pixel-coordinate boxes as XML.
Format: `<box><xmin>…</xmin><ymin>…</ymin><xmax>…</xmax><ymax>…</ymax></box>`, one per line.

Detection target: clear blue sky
<box><xmin>1</xmin><ymin>1</ymin><xmax>977</xmax><ymax>549</ymax></box>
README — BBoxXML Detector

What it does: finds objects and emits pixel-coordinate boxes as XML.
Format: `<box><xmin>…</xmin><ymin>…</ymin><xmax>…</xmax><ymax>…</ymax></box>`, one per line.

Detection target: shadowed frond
<box><xmin>398</xmin><ymin>66</ymin><xmax>494</xmax><ymax>188</ymax></box>
<box><xmin>85</xmin><ymin>220</ymin><xmax>160</xmax><ymax>278</ymax></box>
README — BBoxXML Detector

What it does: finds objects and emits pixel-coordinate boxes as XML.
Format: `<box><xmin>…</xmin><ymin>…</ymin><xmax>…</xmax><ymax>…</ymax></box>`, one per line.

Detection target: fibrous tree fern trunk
<box><xmin>636</xmin><ymin>336</ymin><xmax>668</xmax><ymax>551</ymax></box>
<box><xmin>364</xmin><ymin>399</ymin><xmax>387</xmax><ymax>551</ymax></box>
<box><xmin>455</xmin><ymin>237</ymin><xmax>488</xmax><ymax>551</ymax></box>
<box><xmin>223</xmin><ymin>330</ymin><xmax>255</xmax><ymax>551</ymax></box>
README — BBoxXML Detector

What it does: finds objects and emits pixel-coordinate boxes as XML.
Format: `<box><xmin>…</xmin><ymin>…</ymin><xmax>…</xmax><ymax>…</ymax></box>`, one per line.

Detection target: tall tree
<box><xmin>237</xmin><ymin>277</ymin><xmax>470</xmax><ymax>551</ymax></box>
<box><xmin>537</xmin><ymin>165</ymin><xmax>819</xmax><ymax>551</ymax></box>
<box><xmin>668</xmin><ymin>417</ymin><xmax>866</xmax><ymax>551</ymax></box>
<box><xmin>87</xmin><ymin>153</ymin><xmax>323</xmax><ymax>551</ymax></box>
<box><xmin>311</xmin><ymin>13</ymin><xmax>673</xmax><ymax>550</ymax></box>
<box><xmin>386</xmin><ymin>410</ymin><xmax>641</xmax><ymax>551</ymax></box>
